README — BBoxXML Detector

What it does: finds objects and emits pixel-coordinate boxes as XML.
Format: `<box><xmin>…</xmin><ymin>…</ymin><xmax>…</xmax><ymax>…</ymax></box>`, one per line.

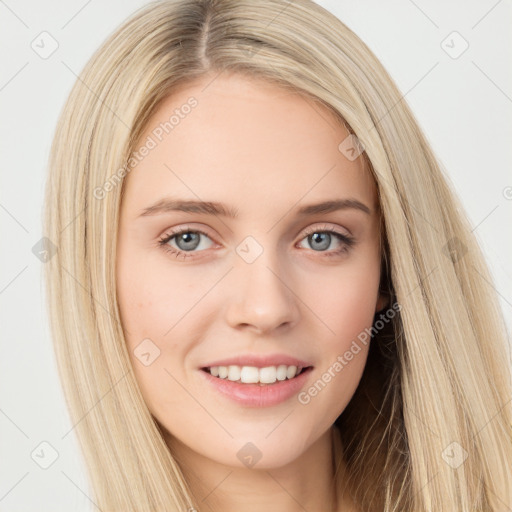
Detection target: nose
<box><xmin>224</xmin><ymin>251</ymin><xmax>300</xmax><ymax>335</ymax></box>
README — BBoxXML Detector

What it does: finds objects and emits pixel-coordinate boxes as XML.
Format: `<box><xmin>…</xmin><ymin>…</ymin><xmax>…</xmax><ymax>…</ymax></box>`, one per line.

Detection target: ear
<box><xmin>375</xmin><ymin>291</ymin><xmax>390</xmax><ymax>315</ymax></box>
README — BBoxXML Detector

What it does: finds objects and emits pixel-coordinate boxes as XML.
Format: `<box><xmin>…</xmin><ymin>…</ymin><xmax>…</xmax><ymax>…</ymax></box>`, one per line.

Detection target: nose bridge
<box><xmin>224</xmin><ymin>235</ymin><xmax>300</xmax><ymax>333</ymax></box>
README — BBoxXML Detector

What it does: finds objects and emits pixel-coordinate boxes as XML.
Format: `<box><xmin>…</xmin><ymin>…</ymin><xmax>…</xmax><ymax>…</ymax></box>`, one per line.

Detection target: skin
<box><xmin>116</xmin><ymin>72</ymin><xmax>387</xmax><ymax>512</ymax></box>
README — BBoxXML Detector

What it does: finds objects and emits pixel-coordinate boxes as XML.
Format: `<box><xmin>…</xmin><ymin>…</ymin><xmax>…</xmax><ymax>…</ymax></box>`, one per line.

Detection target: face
<box><xmin>116</xmin><ymin>72</ymin><xmax>386</xmax><ymax>470</ymax></box>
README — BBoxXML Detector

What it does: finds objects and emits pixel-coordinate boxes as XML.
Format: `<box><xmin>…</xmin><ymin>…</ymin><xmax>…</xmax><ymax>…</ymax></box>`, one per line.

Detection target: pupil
<box><xmin>310</xmin><ymin>232</ymin><xmax>330</xmax><ymax>251</ymax></box>
<box><xmin>177</xmin><ymin>232</ymin><xmax>200</xmax><ymax>251</ymax></box>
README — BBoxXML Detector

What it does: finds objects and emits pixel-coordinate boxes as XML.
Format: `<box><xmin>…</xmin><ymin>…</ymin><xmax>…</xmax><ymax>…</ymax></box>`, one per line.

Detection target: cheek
<box><xmin>116</xmin><ymin>248</ymin><xmax>200</xmax><ymax>343</ymax></box>
<box><xmin>116</xmin><ymin>250</ymin><xmax>181</xmax><ymax>393</ymax></box>
<box><xmin>116</xmin><ymin>250</ymin><xmax>217</xmax><ymax>409</ymax></box>
<box><xmin>294</xmin><ymin>262</ymin><xmax>379</xmax><ymax>424</ymax></box>
<box><xmin>303</xmin><ymin>257</ymin><xmax>381</xmax><ymax>348</ymax></box>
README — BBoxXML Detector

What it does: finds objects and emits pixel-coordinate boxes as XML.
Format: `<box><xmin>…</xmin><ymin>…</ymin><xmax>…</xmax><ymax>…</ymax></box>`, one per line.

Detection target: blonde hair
<box><xmin>43</xmin><ymin>0</ymin><xmax>512</xmax><ymax>510</ymax></box>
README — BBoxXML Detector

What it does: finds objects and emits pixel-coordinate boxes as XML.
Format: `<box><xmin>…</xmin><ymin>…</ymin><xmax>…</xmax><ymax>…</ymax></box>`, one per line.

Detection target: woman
<box><xmin>43</xmin><ymin>0</ymin><xmax>512</xmax><ymax>510</ymax></box>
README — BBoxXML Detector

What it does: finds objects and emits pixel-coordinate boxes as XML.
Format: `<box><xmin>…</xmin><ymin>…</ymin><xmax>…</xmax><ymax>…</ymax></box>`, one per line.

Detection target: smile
<box><xmin>202</xmin><ymin>364</ymin><xmax>309</xmax><ymax>385</ymax></box>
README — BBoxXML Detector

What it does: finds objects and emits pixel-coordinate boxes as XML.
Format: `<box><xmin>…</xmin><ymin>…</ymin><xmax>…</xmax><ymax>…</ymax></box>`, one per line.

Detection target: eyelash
<box><xmin>157</xmin><ymin>225</ymin><xmax>355</xmax><ymax>260</ymax></box>
<box><xmin>158</xmin><ymin>227</ymin><xmax>213</xmax><ymax>260</ymax></box>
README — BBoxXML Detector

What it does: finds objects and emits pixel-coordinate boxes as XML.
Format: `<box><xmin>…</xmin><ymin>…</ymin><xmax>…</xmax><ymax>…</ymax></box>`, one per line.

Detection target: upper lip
<box><xmin>200</xmin><ymin>354</ymin><xmax>313</xmax><ymax>369</ymax></box>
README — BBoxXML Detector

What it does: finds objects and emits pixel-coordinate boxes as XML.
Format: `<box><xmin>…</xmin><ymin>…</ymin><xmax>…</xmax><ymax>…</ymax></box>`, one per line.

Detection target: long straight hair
<box><xmin>43</xmin><ymin>0</ymin><xmax>512</xmax><ymax>510</ymax></box>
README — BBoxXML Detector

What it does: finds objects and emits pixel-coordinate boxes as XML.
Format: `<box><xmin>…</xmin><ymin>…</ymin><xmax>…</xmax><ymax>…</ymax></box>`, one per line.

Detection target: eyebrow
<box><xmin>138</xmin><ymin>197</ymin><xmax>371</xmax><ymax>218</ymax></box>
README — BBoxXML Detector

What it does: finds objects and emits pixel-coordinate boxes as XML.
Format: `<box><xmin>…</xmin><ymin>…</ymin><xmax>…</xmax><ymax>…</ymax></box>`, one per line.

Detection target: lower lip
<box><xmin>198</xmin><ymin>367</ymin><xmax>313</xmax><ymax>407</ymax></box>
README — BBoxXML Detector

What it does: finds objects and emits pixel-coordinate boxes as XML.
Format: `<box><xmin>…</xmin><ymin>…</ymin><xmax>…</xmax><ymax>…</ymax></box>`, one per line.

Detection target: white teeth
<box><xmin>259</xmin><ymin>366</ymin><xmax>277</xmax><ymax>384</ymax></box>
<box><xmin>240</xmin><ymin>366</ymin><xmax>259</xmax><ymax>383</ymax></box>
<box><xmin>286</xmin><ymin>365</ymin><xmax>297</xmax><ymax>379</ymax></box>
<box><xmin>276</xmin><ymin>365</ymin><xmax>287</xmax><ymax>381</ymax></box>
<box><xmin>228</xmin><ymin>365</ymin><xmax>241</xmax><ymax>381</ymax></box>
<box><xmin>207</xmin><ymin>364</ymin><xmax>303</xmax><ymax>383</ymax></box>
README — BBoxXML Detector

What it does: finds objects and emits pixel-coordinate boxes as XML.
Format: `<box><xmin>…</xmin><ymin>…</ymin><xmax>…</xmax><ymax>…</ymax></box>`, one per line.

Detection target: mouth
<box><xmin>200</xmin><ymin>364</ymin><xmax>313</xmax><ymax>386</ymax></box>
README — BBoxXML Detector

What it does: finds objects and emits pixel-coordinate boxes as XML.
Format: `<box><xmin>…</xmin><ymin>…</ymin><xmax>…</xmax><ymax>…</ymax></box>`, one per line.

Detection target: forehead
<box><xmin>122</xmin><ymin>73</ymin><xmax>377</xmax><ymax>218</ymax></box>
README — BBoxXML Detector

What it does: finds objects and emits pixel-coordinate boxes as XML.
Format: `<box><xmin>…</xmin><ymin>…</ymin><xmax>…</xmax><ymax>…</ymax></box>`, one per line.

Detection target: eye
<box><xmin>297</xmin><ymin>225</ymin><xmax>355</xmax><ymax>256</ymax></box>
<box><xmin>157</xmin><ymin>224</ymin><xmax>355</xmax><ymax>261</ymax></box>
<box><xmin>158</xmin><ymin>228</ymin><xmax>215</xmax><ymax>259</ymax></box>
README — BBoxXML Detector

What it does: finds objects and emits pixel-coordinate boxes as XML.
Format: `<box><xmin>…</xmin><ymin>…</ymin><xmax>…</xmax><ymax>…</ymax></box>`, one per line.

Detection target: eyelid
<box><xmin>298</xmin><ymin>222</ymin><xmax>352</xmax><ymax>239</ymax></box>
<box><xmin>157</xmin><ymin>224</ymin><xmax>220</xmax><ymax>257</ymax></box>
<box><xmin>160</xmin><ymin>222</ymin><xmax>350</xmax><ymax>244</ymax></box>
<box><xmin>159</xmin><ymin>223</ymin><xmax>219</xmax><ymax>243</ymax></box>
<box><xmin>158</xmin><ymin>222</ymin><xmax>355</xmax><ymax>259</ymax></box>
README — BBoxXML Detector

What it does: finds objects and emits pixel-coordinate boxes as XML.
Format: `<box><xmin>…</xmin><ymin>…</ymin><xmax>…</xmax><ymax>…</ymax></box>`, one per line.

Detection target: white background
<box><xmin>0</xmin><ymin>1</ymin><xmax>511</xmax><ymax>510</ymax></box>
